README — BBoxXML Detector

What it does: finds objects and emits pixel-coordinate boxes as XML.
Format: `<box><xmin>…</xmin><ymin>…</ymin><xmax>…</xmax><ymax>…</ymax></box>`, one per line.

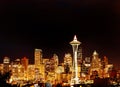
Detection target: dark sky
<box><xmin>0</xmin><ymin>0</ymin><xmax>120</xmax><ymax>68</ymax></box>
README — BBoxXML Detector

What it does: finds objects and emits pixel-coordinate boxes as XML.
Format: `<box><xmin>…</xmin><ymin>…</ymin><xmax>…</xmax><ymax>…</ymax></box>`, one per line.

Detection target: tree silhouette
<box><xmin>0</xmin><ymin>70</ymin><xmax>12</xmax><ymax>87</ymax></box>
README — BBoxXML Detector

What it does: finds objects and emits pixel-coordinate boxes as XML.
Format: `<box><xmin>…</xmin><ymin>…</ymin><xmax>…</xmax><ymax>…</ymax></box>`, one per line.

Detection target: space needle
<box><xmin>70</xmin><ymin>35</ymin><xmax>81</xmax><ymax>85</ymax></box>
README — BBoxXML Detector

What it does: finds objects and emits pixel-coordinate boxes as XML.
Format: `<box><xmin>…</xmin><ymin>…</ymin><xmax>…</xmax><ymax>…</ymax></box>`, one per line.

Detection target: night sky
<box><xmin>0</xmin><ymin>0</ymin><xmax>120</xmax><ymax>68</ymax></box>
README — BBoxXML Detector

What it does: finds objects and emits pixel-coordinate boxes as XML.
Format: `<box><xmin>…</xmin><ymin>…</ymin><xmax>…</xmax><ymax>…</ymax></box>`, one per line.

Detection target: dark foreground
<box><xmin>72</xmin><ymin>84</ymin><xmax>120</xmax><ymax>87</ymax></box>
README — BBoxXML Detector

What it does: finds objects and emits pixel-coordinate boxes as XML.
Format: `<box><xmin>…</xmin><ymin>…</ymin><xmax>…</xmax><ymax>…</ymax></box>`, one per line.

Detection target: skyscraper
<box><xmin>34</xmin><ymin>49</ymin><xmax>42</xmax><ymax>68</ymax></box>
<box><xmin>21</xmin><ymin>57</ymin><xmax>29</xmax><ymax>71</ymax></box>
<box><xmin>3</xmin><ymin>56</ymin><xmax>10</xmax><ymax>73</ymax></box>
<box><xmin>34</xmin><ymin>49</ymin><xmax>43</xmax><ymax>81</ymax></box>
<box><xmin>90</xmin><ymin>50</ymin><xmax>101</xmax><ymax>77</ymax></box>
<box><xmin>64</xmin><ymin>53</ymin><xmax>72</xmax><ymax>67</ymax></box>
<box><xmin>91</xmin><ymin>50</ymin><xmax>100</xmax><ymax>69</ymax></box>
<box><xmin>77</xmin><ymin>47</ymin><xmax>82</xmax><ymax>66</ymax></box>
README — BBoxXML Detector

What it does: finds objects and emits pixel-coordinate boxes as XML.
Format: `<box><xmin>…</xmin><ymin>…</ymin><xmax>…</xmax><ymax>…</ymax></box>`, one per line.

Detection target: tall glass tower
<box><xmin>34</xmin><ymin>49</ymin><xmax>42</xmax><ymax>68</ymax></box>
<box><xmin>70</xmin><ymin>35</ymin><xmax>81</xmax><ymax>84</ymax></box>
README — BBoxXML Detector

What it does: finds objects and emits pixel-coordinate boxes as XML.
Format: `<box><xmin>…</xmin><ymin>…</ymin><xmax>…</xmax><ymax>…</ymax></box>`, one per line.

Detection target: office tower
<box><xmin>52</xmin><ymin>54</ymin><xmax>59</xmax><ymax>66</ymax></box>
<box><xmin>21</xmin><ymin>57</ymin><xmax>29</xmax><ymax>71</ymax></box>
<box><xmin>77</xmin><ymin>47</ymin><xmax>82</xmax><ymax>66</ymax></box>
<box><xmin>34</xmin><ymin>49</ymin><xmax>42</xmax><ymax>68</ymax></box>
<box><xmin>64</xmin><ymin>53</ymin><xmax>72</xmax><ymax>74</ymax></box>
<box><xmin>90</xmin><ymin>50</ymin><xmax>101</xmax><ymax>78</ymax></box>
<box><xmin>64</xmin><ymin>53</ymin><xmax>72</xmax><ymax>67</ymax></box>
<box><xmin>3</xmin><ymin>56</ymin><xmax>10</xmax><ymax>73</ymax></box>
<box><xmin>91</xmin><ymin>50</ymin><xmax>100</xmax><ymax>69</ymax></box>
<box><xmin>85</xmin><ymin>57</ymin><xmax>91</xmax><ymax>64</ymax></box>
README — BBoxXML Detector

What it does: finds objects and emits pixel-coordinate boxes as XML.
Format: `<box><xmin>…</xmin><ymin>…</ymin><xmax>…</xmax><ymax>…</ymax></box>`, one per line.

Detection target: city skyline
<box><xmin>0</xmin><ymin>34</ymin><xmax>120</xmax><ymax>69</ymax></box>
<box><xmin>0</xmin><ymin>0</ymin><xmax>120</xmax><ymax>69</ymax></box>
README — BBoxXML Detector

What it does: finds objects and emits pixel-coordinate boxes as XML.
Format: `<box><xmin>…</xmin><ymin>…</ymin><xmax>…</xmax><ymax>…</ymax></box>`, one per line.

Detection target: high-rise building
<box><xmin>90</xmin><ymin>50</ymin><xmax>101</xmax><ymax>77</ymax></box>
<box><xmin>64</xmin><ymin>53</ymin><xmax>72</xmax><ymax>67</ymax></box>
<box><xmin>14</xmin><ymin>58</ymin><xmax>21</xmax><ymax>65</ymax></box>
<box><xmin>34</xmin><ymin>49</ymin><xmax>42</xmax><ymax>68</ymax></box>
<box><xmin>77</xmin><ymin>47</ymin><xmax>82</xmax><ymax>66</ymax></box>
<box><xmin>85</xmin><ymin>57</ymin><xmax>91</xmax><ymax>64</ymax></box>
<box><xmin>91</xmin><ymin>50</ymin><xmax>100</xmax><ymax>69</ymax></box>
<box><xmin>21</xmin><ymin>57</ymin><xmax>29</xmax><ymax>71</ymax></box>
<box><xmin>64</xmin><ymin>53</ymin><xmax>72</xmax><ymax>74</ymax></box>
<box><xmin>34</xmin><ymin>49</ymin><xmax>44</xmax><ymax>81</ymax></box>
<box><xmin>52</xmin><ymin>54</ymin><xmax>59</xmax><ymax>66</ymax></box>
<box><xmin>3</xmin><ymin>56</ymin><xmax>10</xmax><ymax>73</ymax></box>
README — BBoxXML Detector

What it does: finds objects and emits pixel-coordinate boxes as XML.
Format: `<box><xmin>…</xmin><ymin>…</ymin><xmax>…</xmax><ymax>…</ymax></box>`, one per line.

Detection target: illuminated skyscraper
<box><xmin>34</xmin><ymin>49</ymin><xmax>42</xmax><ymax>81</ymax></box>
<box><xmin>64</xmin><ymin>53</ymin><xmax>72</xmax><ymax>67</ymax></box>
<box><xmin>70</xmin><ymin>35</ymin><xmax>81</xmax><ymax>84</ymax></box>
<box><xmin>77</xmin><ymin>47</ymin><xmax>82</xmax><ymax>66</ymax></box>
<box><xmin>52</xmin><ymin>54</ymin><xmax>59</xmax><ymax>66</ymax></box>
<box><xmin>64</xmin><ymin>53</ymin><xmax>72</xmax><ymax>74</ymax></box>
<box><xmin>91</xmin><ymin>50</ymin><xmax>100</xmax><ymax>69</ymax></box>
<box><xmin>34</xmin><ymin>49</ymin><xmax>42</xmax><ymax>68</ymax></box>
<box><xmin>3</xmin><ymin>56</ymin><xmax>10</xmax><ymax>73</ymax></box>
<box><xmin>90</xmin><ymin>50</ymin><xmax>101</xmax><ymax>77</ymax></box>
<box><xmin>21</xmin><ymin>57</ymin><xmax>29</xmax><ymax>71</ymax></box>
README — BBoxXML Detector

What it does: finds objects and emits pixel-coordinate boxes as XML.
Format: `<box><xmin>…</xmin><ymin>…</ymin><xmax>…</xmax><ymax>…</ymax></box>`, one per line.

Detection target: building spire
<box><xmin>70</xmin><ymin>35</ymin><xmax>81</xmax><ymax>45</ymax></box>
<box><xmin>73</xmin><ymin>35</ymin><xmax>77</xmax><ymax>41</ymax></box>
<box><xmin>93</xmin><ymin>50</ymin><xmax>98</xmax><ymax>55</ymax></box>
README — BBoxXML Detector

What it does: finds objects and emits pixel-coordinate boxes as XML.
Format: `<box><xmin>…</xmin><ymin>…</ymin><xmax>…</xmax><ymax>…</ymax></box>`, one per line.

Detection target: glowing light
<box><xmin>70</xmin><ymin>35</ymin><xmax>81</xmax><ymax>84</ymax></box>
<box><xmin>93</xmin><ymin>50</ymin><xmax>98</xmax><ymax>55</ymax></box>
<box><xmin>73</xmin><ymin>35</ymin><xmax>77</xmax><ymax>41</ymax></box>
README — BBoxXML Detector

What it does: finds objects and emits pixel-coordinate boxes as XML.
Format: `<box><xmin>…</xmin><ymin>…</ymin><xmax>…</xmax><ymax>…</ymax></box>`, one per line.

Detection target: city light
<box><xmin>0</xmin><ymin>36</ymin><xmax>119</xmax><ymax>87</ymax></box>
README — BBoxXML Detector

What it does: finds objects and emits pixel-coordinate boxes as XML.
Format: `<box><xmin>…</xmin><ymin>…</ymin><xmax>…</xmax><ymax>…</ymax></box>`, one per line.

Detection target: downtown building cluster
<box><xmin>0</xmin><ymin>36</ymin><xmax>120</xmax><ymax>86</ymax></box>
